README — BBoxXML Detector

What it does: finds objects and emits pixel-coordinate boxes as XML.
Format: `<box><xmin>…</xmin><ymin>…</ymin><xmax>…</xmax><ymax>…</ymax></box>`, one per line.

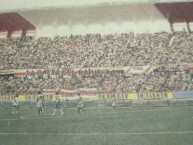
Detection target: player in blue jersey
<box><xmin>52</xmin><ymin>92</ymin><xmax>64</xmax><ymax>116</ymax></box>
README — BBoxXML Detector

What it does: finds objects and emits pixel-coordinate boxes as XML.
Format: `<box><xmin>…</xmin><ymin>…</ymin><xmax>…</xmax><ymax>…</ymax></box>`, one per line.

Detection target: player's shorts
<box><xmin>55</xmin><ymin>104</ymin><xmax>61</xmax><ymax>109</ymax></box>
<box><xmin>77</xmin><ymin>102</ymin><xmax>83</xmax><ymax>108</ymax></box>
<box><xmin>37</xmin><ymin>107</ymin><xmax>43</xmax><ymax>111</ymax></box>
<box><xmin>37</xmin><ymin>101</ymin><xmax>43</xmax><ymax>108</ymax></box>
<box><xmin>112</xmin><ymin>102</ymin><xmax>116</xmax><ymax>107</ymax></box>
<box><xmin>13</xmin><ymin>105</ymin><xmax>19</xmax><ymax>108</ymax></box>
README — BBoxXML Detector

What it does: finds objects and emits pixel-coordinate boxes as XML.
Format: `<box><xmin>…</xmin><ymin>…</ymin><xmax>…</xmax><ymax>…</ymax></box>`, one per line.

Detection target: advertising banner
<box><xmin>137</xmin><ymin>92</ymin><xmax>173</xmax><ymax>100</ymax></box>
<box><xmin>98</xmin><ymin>93</ymin><xmax>128</xmax><ymax>100</ymax></box>
<box><xmin>0</xmin><ymin>96</ymin><xmax>12</xmax><ymax>101</ymax></box>
<box><xmin>173</xmin><ymin>91</ymin><xmax>193</xmax><ymax>99</ymax></box>
<box><xmin>25</xmin><ymin>95</ymin><xmax>36</xmax><ymax>101</ymax></box>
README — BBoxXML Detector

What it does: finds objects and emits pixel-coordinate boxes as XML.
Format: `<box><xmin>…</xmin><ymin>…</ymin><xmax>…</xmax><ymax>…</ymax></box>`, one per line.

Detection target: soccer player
<box><xmin>12</xmin><ymin>93</ymin><xmax>19</xmax><ymax>114</ymax></box>
<box><xmin>112</xmin><ymin>96</ymin><xmax>116</xmax><ymax>109</ymax></box>
<box><xmin>77</xmin><ymin>90</ymin><xmax>85</xmax><ymax>114</ymax></box>
<box><xmin>52</xmin><ymin>92</ymin><xmax>64</xmax><ymax>116</ymax></box>
<box><xmin>36</xmin><ymin>91</ymin><xmax>44</xmax><ymax>116</ymax></box>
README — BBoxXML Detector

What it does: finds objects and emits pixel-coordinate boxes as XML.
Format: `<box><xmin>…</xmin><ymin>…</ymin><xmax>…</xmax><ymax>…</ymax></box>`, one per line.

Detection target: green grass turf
<box><xmin>0</xmin><ymin>106</ymin><xmax>193</xmax><ymax>145</ymax></box>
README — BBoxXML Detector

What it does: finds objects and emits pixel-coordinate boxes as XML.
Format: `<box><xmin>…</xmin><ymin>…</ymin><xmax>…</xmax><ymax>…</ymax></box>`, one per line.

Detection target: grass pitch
<box><xmin>0</xmin><ymin>106</ymin><xmax>193</xmax><ymax>145</ymax></box>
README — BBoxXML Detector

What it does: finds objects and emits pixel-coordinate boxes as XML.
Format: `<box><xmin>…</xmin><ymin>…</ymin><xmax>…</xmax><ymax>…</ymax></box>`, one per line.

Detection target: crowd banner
<box><xmin>11</xmin><ymin>66</ymin><xmax>157</xmax><ymax>77</ymax></box>
<box><xmin>42</xmin><ymin>90</ymin><xmax>57</xmax><ymax>101</ymax></box>
<box><xmin>10</xmin><ymin>64</ymin><xmax>193</xmax><ymax>77</ymax></box>
<box><xmin>43</xmin><ymin>89</ymin><xmax>56</xmax><ymax>95</ymax></box>
<box><xmin>173</xmin><ymin>91</ymin><xmax>193</xmax><ymax>99</ymax></box>
<box><xmin>79</xmin><ymin>88</ymin><xmax>98</xmax><ymax>100</ymax></box>
<box><xmin>60</xmin><ymin>88</ymin><xmax>98</xmax><ymax>100</ymax></box>
<box><xmin>0</xmin><ymin>70</ymin><xmax>14</xmax><ymax>75</ymax></box>
<box><xmin>14</xmin><ymin>69</ymin><xmax>27</xmax><ymax>76</ymax></box>
<box><xmin>61</xmin><ymin>89</ymin><xmax>77</xmax><ymax>97</ymax></box>
<box><xmin>79</xmin><ymin>88</ymin><xmax>98</xmax><ymax>96</ymax></box>
<box><xmin>124</xmin><ymin>65</ymin><xmax>156</xmax><ymax>75</ymax></box>
<box><xmin>137</xmin><ymin>92</ymin><xmax>173</xmax><ymax>100</ymax></box>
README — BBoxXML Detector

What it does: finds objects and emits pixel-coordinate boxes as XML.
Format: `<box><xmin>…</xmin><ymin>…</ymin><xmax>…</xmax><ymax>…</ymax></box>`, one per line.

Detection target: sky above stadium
<box><xmin>0</xmin><ymin>0</ymin><xmax>192</xmax><ymax>12</ymax></box>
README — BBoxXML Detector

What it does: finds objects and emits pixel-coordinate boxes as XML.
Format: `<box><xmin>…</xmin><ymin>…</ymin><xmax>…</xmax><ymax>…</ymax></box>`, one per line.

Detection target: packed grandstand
<box><xmin>0</xmin><ymin>0</ymin><xmax>193</xmax><ymax>101</ymax></box>
<box><xmin>1</xmin><ymin>2</ymin><xmax>193</xmax><ymax>145</ymax></box>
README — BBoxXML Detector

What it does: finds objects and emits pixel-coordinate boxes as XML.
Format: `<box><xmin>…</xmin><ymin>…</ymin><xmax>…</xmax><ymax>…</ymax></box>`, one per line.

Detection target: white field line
<box><xmin>0</xmin><ymin>118</ymin><xmax>21</xmax><ymax>121</ymax></box>
<box><xmin>0</xmin><ymin>131</ymin><xmax>193</xmax><ymax>135</ymax></box>
<box><xmin>0</xmin><ymin>107</ymin><xmax>191</xmax><ymax>121</ymax></box>
<box><xmin>19</xmin><ymin>109</ymin><xmax>163</xmax><ymax>120</ymax></box>
<box><xmin>22</xmin><ymin>108</ymin><xmax>191</xmax><ymax>119</ymax></box>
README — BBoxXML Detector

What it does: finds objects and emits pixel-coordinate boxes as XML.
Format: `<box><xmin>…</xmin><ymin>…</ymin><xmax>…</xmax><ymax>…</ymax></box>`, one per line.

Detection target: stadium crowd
<box><xmin>0</xmin><ymin>31</ymin><xmax>193</xmax><ymax>95</ymax></box>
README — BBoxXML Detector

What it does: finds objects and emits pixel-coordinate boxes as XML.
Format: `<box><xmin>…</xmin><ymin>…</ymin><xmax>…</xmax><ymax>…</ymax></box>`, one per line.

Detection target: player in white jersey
<box><xmin>77</xmin><ymin>90</ymin><xmax>85</xmax><ymax>114</ymax></box>
<box><xmin>36</xmin><ymin>91</ymin><xmax>44</xmax><ymax>116</ymax></box>
<box><xmin>52</xmin><ymin>92</ymin><xmax>64</xmax><ymax>116</ymax></box>
<box><xmin>12</xmin><ymin>93</ymin><xmax>19</xmax><ymax>114</ymax></box>
<box><xmin>112</xmin><ymin>96</ymin><xmax>116</xmax><ymax>109</ymax></box>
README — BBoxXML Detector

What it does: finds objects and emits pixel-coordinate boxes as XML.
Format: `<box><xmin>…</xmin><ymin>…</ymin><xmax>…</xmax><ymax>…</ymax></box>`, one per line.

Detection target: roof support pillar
<box><xmin>186</xmin><ymin>21</ymin><xmax>191</xmax><ymax>34</ymax></box>
<box><xmin>170</xmin><ymin>23</ymin><xmax>174</xmax><ymax>33</ymax></box>
<box><xmin>7</xmin><ymin>30</ymin><xmax>12</xmax><ymax>38</ymax></box>
<box><xmin>22</xmin><ymin>29</ymin><xmax>26</xmax><ymax>38</ymax></box>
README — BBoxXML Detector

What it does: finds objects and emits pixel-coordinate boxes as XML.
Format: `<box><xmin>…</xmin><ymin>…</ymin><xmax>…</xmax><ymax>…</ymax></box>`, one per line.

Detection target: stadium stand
<box><xmin>0</xmin><ymin>31</ymin><xmax>193</xmax><ymax>96</ymax></box>
<box><xmin>1</xmin><ymin>2</ymin><xmax>193</xmax><ymax>145</ymax></box>
<box><xmin>0</xmin><ymin>1</ymin><xmax>193</xmax><ymax>101</ymax></box>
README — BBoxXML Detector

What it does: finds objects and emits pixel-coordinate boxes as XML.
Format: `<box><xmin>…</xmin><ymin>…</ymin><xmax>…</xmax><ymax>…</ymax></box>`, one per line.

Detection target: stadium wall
<box><xmin>2</xmin><ymin>91</ymin><xmax>193</xmax><ymax>108</ymax></box>
<box><xmin>1</xmin><ymin>91</ymin><xmax>193</xmax><ymax>105</ymax></box>
<box><xmin>0</xmin><ymin>91</ymin><xmax>174</xmax><ymax>102</ymax></box>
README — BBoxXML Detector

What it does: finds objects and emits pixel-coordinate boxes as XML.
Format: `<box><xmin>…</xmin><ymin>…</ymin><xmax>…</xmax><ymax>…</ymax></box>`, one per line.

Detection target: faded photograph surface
<box><xmin>0</xmin><ymin>0</ymin><xmax>193</xmax><ymax>145</ymax></box>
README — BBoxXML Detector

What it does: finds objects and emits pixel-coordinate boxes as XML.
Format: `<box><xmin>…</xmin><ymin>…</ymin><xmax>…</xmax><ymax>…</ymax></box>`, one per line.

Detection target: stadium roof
<box><xmin>0</xmin><ymin>13</ymin><xmax>35</xmax><ymax>33</ymax></box>
<box><xmin>156</xmin><ymin>2</ymin><xmax>193</xmax><ymax>23</ymax></box>
<box><xmin>0</xmin><ymin>1</ymin><xmax>193</xmax><ymax>36</ymax></box>
<box><xmin>0</xmin><ymin>0</ymin><xmax>192</xmax><ymax>12</ymax></box>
